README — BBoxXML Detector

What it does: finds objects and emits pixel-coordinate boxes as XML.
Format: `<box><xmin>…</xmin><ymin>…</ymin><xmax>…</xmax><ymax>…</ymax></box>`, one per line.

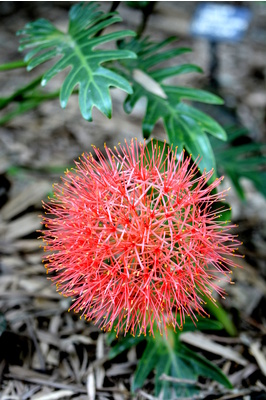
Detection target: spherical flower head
<box><xmin>41</xmin><ymin>139</ymin><xmax>241</xmax><ymax>336</ymax></box>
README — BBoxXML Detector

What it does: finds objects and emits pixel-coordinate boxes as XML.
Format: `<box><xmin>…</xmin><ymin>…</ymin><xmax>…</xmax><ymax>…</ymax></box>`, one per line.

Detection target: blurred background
<box><xmin>0</xmin><ymin>2</ymin><xmax>266</xmax><ymax>399</ymax></box>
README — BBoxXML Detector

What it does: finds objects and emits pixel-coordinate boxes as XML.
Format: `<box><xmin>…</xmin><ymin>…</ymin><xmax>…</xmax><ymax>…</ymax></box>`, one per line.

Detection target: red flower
<box><xmin>41</xmin><ymin>139</ymin><xmax>241</xmax><ymax>336</ymax></box>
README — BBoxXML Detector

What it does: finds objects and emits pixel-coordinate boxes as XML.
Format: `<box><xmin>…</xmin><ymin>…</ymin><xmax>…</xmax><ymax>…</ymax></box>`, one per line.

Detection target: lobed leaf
<box><xmin>17</xmin><ymin>2</ymin><xmax>137</xmax><ymax>121</ymax></box>
<box><xmin>120</xmin><ymin>37</ymin><xmax>226</xmax><ymax>174</ymax></box>
<box><xmin>211</xmin><ymin>126</ymin><xmax>266</xmax><ymax>200</ymax></box>
<box><xmin>164</xmin><ymin>86</ymin><xmax>224</xmax><ymax>105</ymax></box>
<box><xmin>151</xmin><ymin>64</ymin><xmax>203</xmax><ymax>82</ymax></box>
<box><xmin>0</xmin><ymin>313</ymin><xmax>6</xmax><ymax>336</ymax></box>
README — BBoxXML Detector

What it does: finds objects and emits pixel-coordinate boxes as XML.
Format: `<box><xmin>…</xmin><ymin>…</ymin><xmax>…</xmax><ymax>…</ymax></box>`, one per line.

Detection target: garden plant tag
<box><xmin>191</xmin><ymin>3</ymin><xmax>252</xmax><ymax>42</ymax></box>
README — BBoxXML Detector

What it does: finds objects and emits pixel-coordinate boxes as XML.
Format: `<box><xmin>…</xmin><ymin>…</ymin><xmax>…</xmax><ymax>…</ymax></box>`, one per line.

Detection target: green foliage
<box><xmin>108</xmin><ymin>334</ymin><xmax>146</xmax><ymax>359</ymax></box>
<box><xmin>137</xmin><ymin>328</ymin><xmax>231</xmax><ymax>398</ymax></box>
<box><xmin>174</xmin><ymin>340</ymin><xmax>232</xmax><ymax>388</ymax></box>
<box><xmin>210</xmin><ymin>201</ymin><xmax>232</xmax><ymax>224</ymax></box>
<box><xmin>108</xmin><ymin>319</ymin><xmax>232</xmax><ymax>398</ymax></box>
<box><xmin>126</xmin><ymin>1</ymin><xmax>151</xmax><ymax>9</ymax></box>
<box><xmin>0</xmin><ymin>313</ymin><xmax>7</xmax><ymax>336</ymax></box>
<box><xmin>118</xmin><ymin>37</ymin><xmax>227</xmax><ymax>176</ymax></box>
<box><xmin>1</xmin><ymin>4</ymin><xmax>254</xmax><ymax>396</ymax></box>
<box><xmin>17</xmin><ymin>2</ymin><xmax>136</xmax><ymax>121</ymax></box>
<box><xmin>178</xmin><ymin>318</ymin><xmax>223</xmax><ymax>332</ymax></box>
<box><xmin>212</xmin><ymin>126</ymin><xmax>266</xmax><ymax>200</ymax></box>
<box><xmin>133</xmin><ymin>339</ymin><xmax>161</xmax><ymax>390</ymax></box>
<box><xmin>0</xmin><ymin>76</ymin><xmax>41</xmax><ymax>111</ymax></box>
<box><xmin>143</xmin><ymin>138</ymin><xmax>171</xmax><ymax>171</ymax></box>
<box><xmin>0</xmin><ymin>60</ymin><xmax>27</xmax><ymax>71</ymax></box>
<box><xmin>0</xmin><ymin>76</ymin><xmax>60</xmax><ymax>125</ymax></box>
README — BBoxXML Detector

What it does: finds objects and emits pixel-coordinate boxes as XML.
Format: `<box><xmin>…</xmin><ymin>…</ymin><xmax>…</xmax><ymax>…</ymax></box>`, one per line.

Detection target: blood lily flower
<box><xmin>41</xmin><ymin>139</ymin><xmax>241</xmax><ymax>336</ymax></box>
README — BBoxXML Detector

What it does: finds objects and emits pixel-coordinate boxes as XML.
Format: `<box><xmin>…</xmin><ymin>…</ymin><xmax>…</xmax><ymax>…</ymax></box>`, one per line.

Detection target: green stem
<box><xmin>109</xmin><ymin>1</ymin><xmax>120</xmax><ymax>12</ymax></box>
<box><xmin>28</xmin><ymin>88</ymin><xmax>79</xmax><ymax>101</ymax></box>
<box><xmin>27</xmin><ymin>90</ymin><xmax>60</xmax><ymax>101</ymax></box>
<box><xmin>0</xmin><ymin>99</ymin><xmax>42</xmax><ymax>125</ymax></box>
<box><xmin>0</xmin><ymin>89</ymin><xmax>79</xmax><ymax>126</ymax></box>
<box><xmin>0</xmin><ymin>76</ymin><xmax>43</xmax><ymax>110</ymax></box>
<box><xmin>137</xmin><ymin>2</ymin><xmax>156</xmax><ymax>37</ymax></box>
<box><xmin>95</xmin><ymin>2</ymin><xmax>121</xmax><ymax>38</ymax></box>
<box><xmin>0</xmin><ymin>60</ymin><xmax>27</xmax><ymax>71</ymax></box>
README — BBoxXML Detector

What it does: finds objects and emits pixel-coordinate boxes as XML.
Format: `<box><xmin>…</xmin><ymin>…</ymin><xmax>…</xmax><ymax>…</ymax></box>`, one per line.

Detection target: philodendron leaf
<box><xmin>17</xmin><ymin>2</ymin><xmax>136</xmax><ymax>121</ymax></box>
<box><xmin>0</xmin><ymin>313</ymin><xmax>6</xmax><ymax>336</ymax></box>
<box><xmin>211</xmin><ymin>126</ymin><xmax>266</xmax><ymax>200</ymax></box>
<box><xmin>120</xmin><ymin>37</ymin><xmax>226</xmax><ymax>174</ymax></box>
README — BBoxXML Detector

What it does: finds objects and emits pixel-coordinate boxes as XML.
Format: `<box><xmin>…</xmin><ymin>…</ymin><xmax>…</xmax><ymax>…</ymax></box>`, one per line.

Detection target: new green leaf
<box><xmin>17</xmin><ymin>2</ymin><xmax>136</xmax><ymax>121</ymax></box>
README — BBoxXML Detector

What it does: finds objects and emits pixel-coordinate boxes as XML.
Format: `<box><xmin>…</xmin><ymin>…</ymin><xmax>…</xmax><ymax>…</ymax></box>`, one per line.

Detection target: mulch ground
<box><xmin>0</xmin><ymin>2</ymin><xmax>266</xmax><ymax>399</ymax></box>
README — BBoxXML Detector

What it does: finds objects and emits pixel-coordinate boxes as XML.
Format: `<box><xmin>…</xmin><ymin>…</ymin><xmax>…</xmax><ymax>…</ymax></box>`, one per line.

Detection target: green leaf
<box><xmin>0</xmin><ymin>313</ymin><xmax>6</xmax><ymax>336</ymax></box>
<box><xmin>108</xmin><ymin>334</ymin><xmax>145</xmax><ymax>360</ymax></box>
<box><xmin>144</xmin><ymin>139</ymin><xmax>171</xmax><ymax>170</ymax></box>
<box><xmin>245</xmin><ymin>171</ymin><xmax>266</xmax><ymax>198</ymax></box>
<box><xmin>177</xmin><ymin>342</ymin><xmax>233</xmax><ymax>389</ymax></box>
<box><xmin>211</xmin><ymin>126</ymin><xmax>266</xmax><ymax>200</ymax></box>
<box><xmin>154</xmin><ymin>330</ymin><xmax>199</xmax><ymax>398</ymax></box>
<box><xmin>141</xmin><ymin>47</ymin><xmax>192</xmax><ymax>69</ymax></box>
<box><xmin>0</xmin><ymin>76</ymin><xmax>42</xmax><ymax>111</ymax></box>
<box><xmin>126</xmin><ymin>1</ymin><xmax>152</xmax><ymax>9</ymax></box>
<box><xmin>155</xmin><ymin>353</ymin><xmax>173</xmax><ymax>398</ymax></box>
<box><xmin>106</xmin><ymin>330</ymin><xmax>117</xmax><ymax>346</ymax></box>
<box><xmin>163</xmin><ymin>107</ymin><xmax>217</xmax><ymax>178</ymax></box>
<box><xmin>17</xmin><ymin>2</ymin><xmax>136</xmax><ymax>121</ymax></box>
<box><xmin>155</xmin><ymin>353</ymin><xmax>198</xmax><ymax>398</ymax></box>
<box><xmin>0</xmin><ymin>87</ymin><xmax>62</xmax><ymax>126</ymax></box>
<box><xmin>120</xmin><ymin>37</ymin><xmax>226</xmax><ymax>172</ymax></box>
<box><xmin>164</xmin><ymin>86</ymin><xmax>224</xmax><ymax>105</ymax></box>
<box><xmin>132</xmin><ymin>339</ymin><xmax>159</xmax><ymax>391</ymax></box>
<box><xmin>181</xmin><ymin>318</ymin><xmax>223</xmax><ymax>332</ymax></box>
<box><xmin>131</xmin><ymin>326</ymin><xmax>232</xmax><ymax>397</ymax></box>
<box><xmin>0</xmin><ymin>98</ymin><xmax>43</xmax><ymax>125</ymax></box>
<box><xmin>204</xmin><ymin>296</ymin><xmax>237</xmax><ymax>337</ymax></box>
<box><xmin>174</xmin><ymin>103</ymin><xmax>227</xmax><ymax>141</ymax></box>
<box><xmin>210</xmin><ymin>201</ymin><xmax>232</xmax><ymax>223</ymax></box>
<box><xmin>177</xmin><ymin>116</ymin><xmax>217</xmax><ymax>175</ymax></box>
<box><xmin>151</xmin><ymin>64</ymin><xmax>203</xmax><ymax>81</ymax></box>
<box><xmin>229</xmin><ymin>171</ymin><xmax>246</xmax><ymax>200</ymax></box>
